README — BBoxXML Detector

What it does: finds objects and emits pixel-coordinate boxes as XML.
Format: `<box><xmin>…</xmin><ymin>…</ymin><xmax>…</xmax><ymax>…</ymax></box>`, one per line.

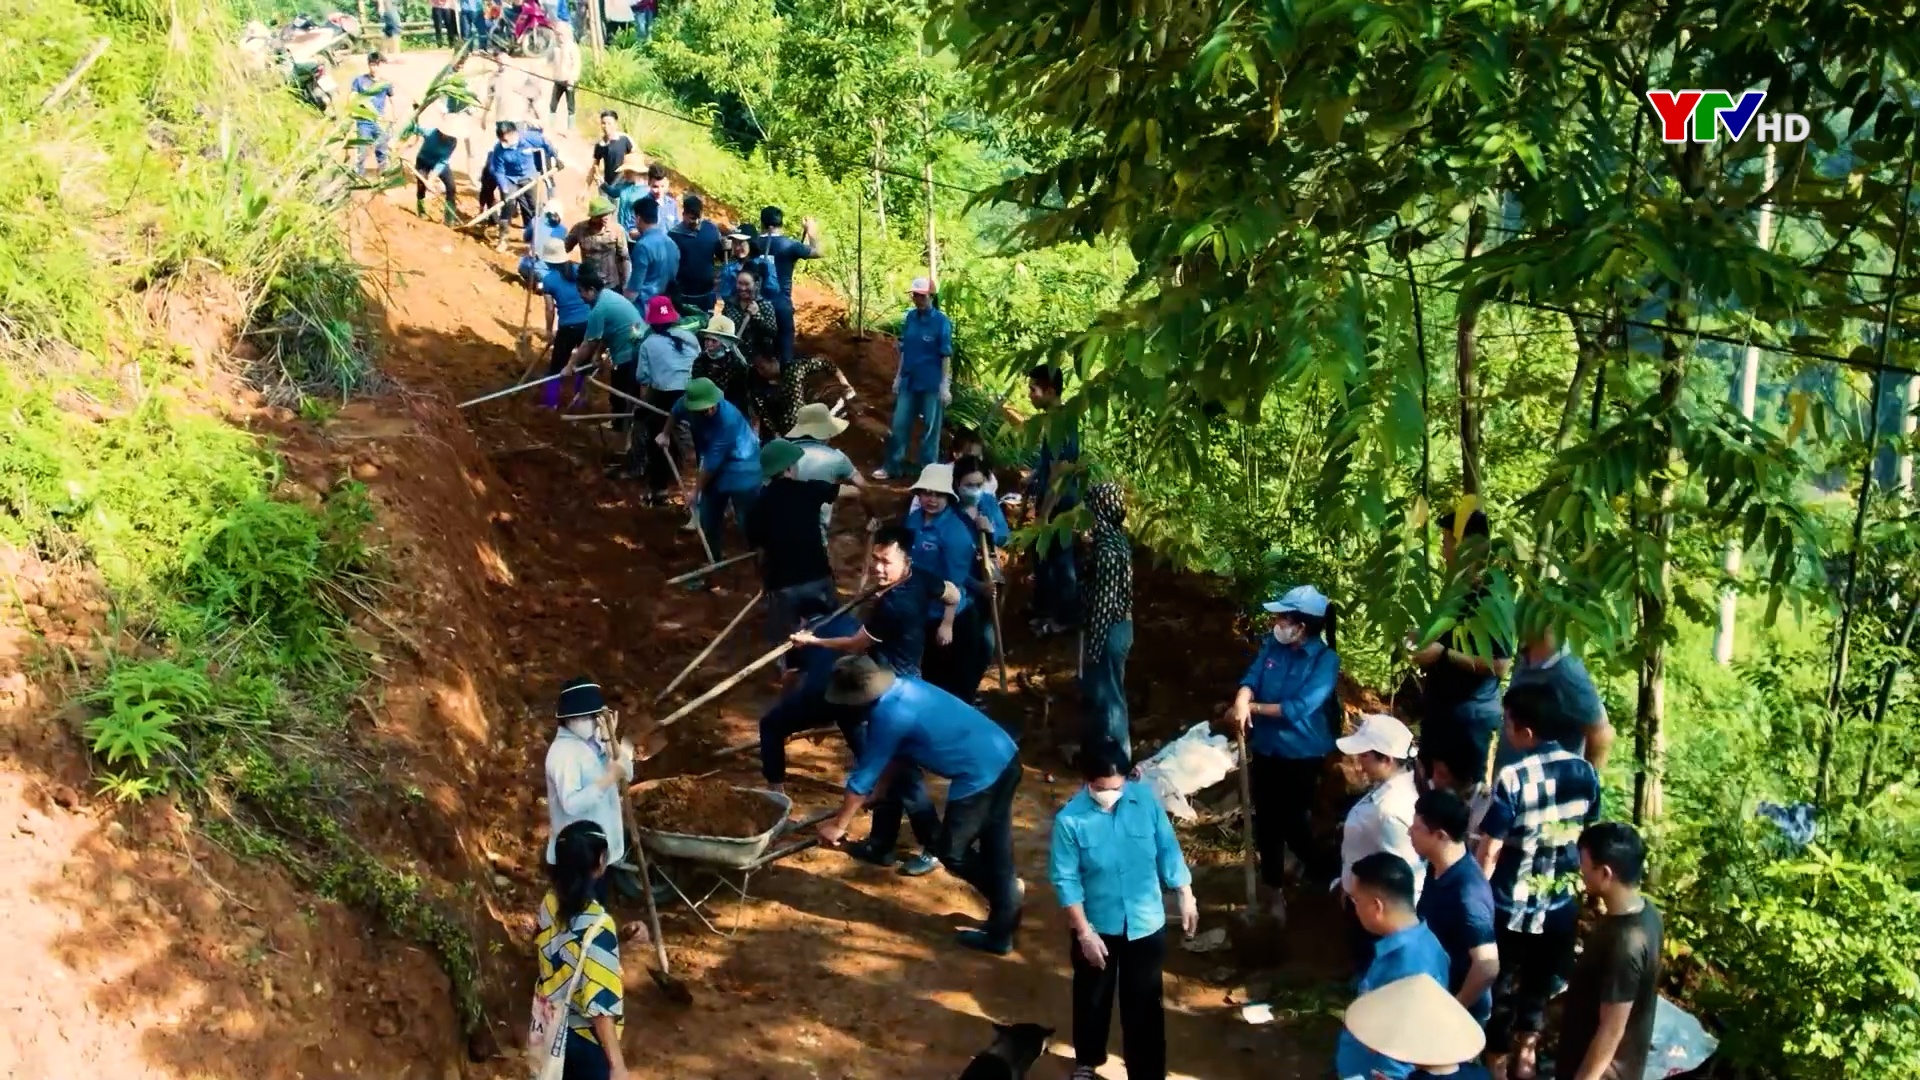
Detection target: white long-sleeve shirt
<box><xmin>544</xmin><ymin>727</ymin><xmax>633</xmax><ymax>865</ymax></box>
<box><xmin>1340</xmin><ymin>768</ymin><xmax>1426</xmax><ymax>903</ymax></box>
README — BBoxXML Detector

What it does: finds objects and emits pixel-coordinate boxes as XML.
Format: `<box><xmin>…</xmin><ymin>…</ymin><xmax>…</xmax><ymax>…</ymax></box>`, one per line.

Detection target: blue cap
<box><xmin>1262</xmin><ymin>585</ymin><xmax>1329</xmax><ymax>618</ymax></box>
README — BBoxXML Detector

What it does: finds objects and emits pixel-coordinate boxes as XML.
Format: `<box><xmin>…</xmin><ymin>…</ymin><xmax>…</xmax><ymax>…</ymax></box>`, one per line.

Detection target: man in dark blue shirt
<box><xmin>484</xmin><ymin>122</ymin><xmax>539</xmax><ymax>251</ymax></box>
<box><xmin>1025</xmin><ymin>364</ymin><xmax>1082</xmax><ymax>635</ymax></box>
<box><xmin>1411</xmin><ymin>790</ymin><xmax>1498</xmax><ymax>1025</ymax></box>
<box><xmin>670</xmin><ymin>193</ymin><xmax>724</xmax><ymax>315</ymax></box>
<box><xmin>816</xmin><ymin>657</ymin><xmax>1025</xmax><ymax>955</ymax></box>
<box><xmin>757</xmin><ymin>611</ymin><xmax>860</xmax><ymax>793</ymax></box>
<box><xmin>789</xmin><ymin>525</ymin><xmax>955</xmax><ymax>874</ymax></box>
<box><xmin>755</xmin><ymin>206</ymin><xmax>821</xmax><ymax>366</ymax></box>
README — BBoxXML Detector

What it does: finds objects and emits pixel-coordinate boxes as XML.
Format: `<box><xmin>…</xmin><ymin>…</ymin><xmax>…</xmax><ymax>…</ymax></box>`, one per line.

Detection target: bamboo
<box><xmin>41</xmin><ymin>38</ymin><xmax>110</xmax><ymax>111</ymax></box>
<box><xmin>663</xmin><ymin>551</ymin><xmax>756</xmax><ymax>585</ymax></box>
<box><xmin>653</xmin><ymin>591</ymin><xmax>763</xmax><ymax>702</ymax></box>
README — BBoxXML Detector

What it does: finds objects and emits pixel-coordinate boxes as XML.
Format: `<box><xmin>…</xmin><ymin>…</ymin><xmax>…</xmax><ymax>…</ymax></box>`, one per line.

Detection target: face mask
<box><xmin>1089</xmin><ymin>787</ymin><xmax>1123</xmax><ymax>811</ymax></box>
<box><xmin>1273</xmin><ymin>622</ymin><xmax>1304</xmax><ymax>645</ymax></box>
<box><xmin>564</xmin><ymin>717</ymin><xmax>598</xmax><ymax>741</ymax></box>
<box><xmin>957</xmin><ymin>484</ymin><xmax>983</xmax><ymax>502</ymax></box>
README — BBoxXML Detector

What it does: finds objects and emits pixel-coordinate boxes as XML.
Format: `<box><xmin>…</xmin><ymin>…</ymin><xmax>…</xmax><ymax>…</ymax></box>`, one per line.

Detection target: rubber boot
<box><xmin>415</xmin><ymin>197</ymin><xmax>429</xmax><ymax>219</ymax></box>
<box><xmin>443</xmin><ymin>201</ymin><xmax>459</xmax><ymax>227</ymax></box>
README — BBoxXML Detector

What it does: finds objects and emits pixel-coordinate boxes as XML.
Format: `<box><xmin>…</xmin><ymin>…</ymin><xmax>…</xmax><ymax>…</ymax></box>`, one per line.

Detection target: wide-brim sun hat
<box><xmin>1263</xmin><ymin>584</ymin><xmax>1330</xmax><ymax>617</ymax></box>
<box><xmin>785</xmin><ymin>402</ymin><xmax>849</xmax><ymax>441</ymax></box>
<box><xmin>1343</xmin><ymin>975</ymin><xmax>1486</xmax><ymax>1068</ymax></box>
<box><xmin>617</xmin><ymin>160</ymin><xmax>646</xmax><ymax>177</ymax></box>
<box><xmin>823</xmin><ymin>655</ymin><xmax>897</xmax><ymax>706</ymax></box>
<box><xmin>682</xmin><ymin>377</ymin><xmax>723</xmax><ymax>410</ymax></box>
<box><xmin>760</xmin><ymin>438</ymin><xmax>805</xmax><ymax>479</ymax></box>
<box><xmin>910</xmin><ymin>462</ymin><xmax>955</xmax><ymax>497</ymax></box>
<box><xmin>699</xmin><ymin>314</ymin><xmax>739</xmax><ymax>340</ymax></box>
<box><xmin>1337</xmin><ymin>712</ymin><xmax>1415</xmax><ymax>759</ymax></box>
<box><xmin>644</xmin><ymin>294</ymin><xmax>679</xmax><ymax>326</ymax></box>
<box><xmin>538</xmin><ymin>236</ymin><xmax>569</xmax><ymax>263</ymax></box>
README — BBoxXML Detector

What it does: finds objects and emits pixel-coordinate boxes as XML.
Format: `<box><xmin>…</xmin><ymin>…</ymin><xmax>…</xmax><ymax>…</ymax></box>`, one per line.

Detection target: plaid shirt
<box><xmin>1481</xmin><ymin>746</ymin><xmax>1600</xmax><ymax>933</ymax></box>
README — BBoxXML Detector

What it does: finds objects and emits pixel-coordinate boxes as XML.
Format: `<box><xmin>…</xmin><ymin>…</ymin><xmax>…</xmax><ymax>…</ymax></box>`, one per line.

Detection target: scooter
<box><xmin>484</xmin><ymin>0</ymin><xmax>559</xmax><ymax>57</ymax></box>
<box><xmin>291</xmin><ymin>57</ymin><xmax>338</xmax><ymax>112</ymax></box>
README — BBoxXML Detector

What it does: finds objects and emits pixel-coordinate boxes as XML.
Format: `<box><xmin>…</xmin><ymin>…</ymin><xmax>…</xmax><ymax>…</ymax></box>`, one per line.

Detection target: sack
<box><xmin>526</xmin><ymin>912</ymin><xmax>609</xmax><ymax>1080</ymax></box>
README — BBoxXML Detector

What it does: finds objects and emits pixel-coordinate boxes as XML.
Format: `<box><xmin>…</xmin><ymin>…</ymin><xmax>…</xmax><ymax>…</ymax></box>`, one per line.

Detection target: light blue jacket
<box><xmin>1049</xmin><ymin>782</ymin><xmax>1192</xmax><ymax>940</ymax></box>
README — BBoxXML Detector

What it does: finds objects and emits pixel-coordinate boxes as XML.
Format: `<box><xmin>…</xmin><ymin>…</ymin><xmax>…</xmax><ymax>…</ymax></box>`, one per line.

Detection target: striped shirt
<box><xmin>534</xmin><ymin>893</ymin><xmax>623</xmax><ymax>1044</ymax></box>
<box><xmin>1481</xmin><ymin>746</ymin><xmax>1601</xmax><ymax>933</ymax></box>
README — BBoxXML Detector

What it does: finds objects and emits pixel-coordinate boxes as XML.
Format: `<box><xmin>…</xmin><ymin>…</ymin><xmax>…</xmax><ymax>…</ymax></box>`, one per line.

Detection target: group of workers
<box><xmin>359</xmin><ymin>44</ymin><xmax>1667</xmax><ymax>1080</ymax></box>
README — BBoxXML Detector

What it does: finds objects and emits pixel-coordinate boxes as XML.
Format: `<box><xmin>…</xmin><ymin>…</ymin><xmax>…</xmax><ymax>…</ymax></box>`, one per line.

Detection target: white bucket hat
<box><xmin>1343</xmin><ymin>975</ymin><xmax>1486</xmax><ymax>1068</ymax></box>
<box><xmin>911</xmin><ymin>462</ymin><xmax>955</xmax><ymax>497</ymax></box>
<box><xmin>1336</xmin><ymin>713</ymin><xmax>1414</xmax><ymax>759</ymax></box>
<box><xmin>1262</xmin><ymin>584</ymin><xmax>1330</xmax><ymax>617</ymax></box>
<box><xmin>538</xmin><ymin>236</ymin><xmax>569</xmax><ymax>263</ymax></box>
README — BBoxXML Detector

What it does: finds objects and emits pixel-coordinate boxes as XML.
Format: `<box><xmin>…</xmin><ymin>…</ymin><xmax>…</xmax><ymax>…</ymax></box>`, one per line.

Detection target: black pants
<box><xmin>1488</xmin><ymin>907</ymin><xmax>1578</xmax><ymax>1053</ymax></box>
<box><xmin>608</xmin><ymin>364</ymin><xmax>645</xmax><ymax>434</ymax></box>
<box><xmin>430</xmin><ymin>5</ymin><xmax>458</xmax><ymax>44</ymax></box>
<box><xmin>771</xmin><ymin>294</ymin><xmax>796</xmax><ymax>365</ymax></box>
<box><xmin>629</xmin><ymin>386</ymin><xmax>685</xmax><ymax>493</ymax></box>
<box><xmin>923</xmin><ymin>604</ymin><xmax>989</xmax><ymax>701</ymax></box>
<box><xmin>1069</xmin><ymin>927</ymin><xmax>1167</xmax><ymax>1080</ymax></box>
<box><xmin>758</xmin><ymin>686</ymin><xmax>855</xmax><ymax>785</ymax></box>
<box><xmin>550</xmin><ymin>81</ymin><xmax>577</xmax><ymax>118</ymax></box>
<box><xmin>1248</xmin><ymin>752</ymin><xmax>1333</xmax><ymax>889</ymax></box>
<box><xmin>936</xmin><ymin>755</ymin><xmax>1022</xmax><ymax>942</ymax></box>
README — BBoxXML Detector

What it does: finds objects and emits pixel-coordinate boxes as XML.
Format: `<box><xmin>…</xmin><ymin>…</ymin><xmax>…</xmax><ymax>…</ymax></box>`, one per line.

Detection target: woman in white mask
<box><xmin>544</xmin><ymin>677</ymin><xmax>635</xmax><ymax>906</ymax></box>
<box><xmin>1048</xmin><ymin>739</ymin><xmax>1197</xmax><ymax>1080</ymax></box>
<box><xmin>1227</xmin><ymin>584</ymin><xmax>1342</xmax><ymax>924</ymax></box>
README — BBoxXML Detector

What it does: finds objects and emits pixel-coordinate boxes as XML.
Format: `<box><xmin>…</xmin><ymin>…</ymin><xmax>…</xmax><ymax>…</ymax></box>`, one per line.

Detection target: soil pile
<box><xmin>633</xmin><ymin>777</ymin><xmax>784</xmax><ymax>838</ymax></box>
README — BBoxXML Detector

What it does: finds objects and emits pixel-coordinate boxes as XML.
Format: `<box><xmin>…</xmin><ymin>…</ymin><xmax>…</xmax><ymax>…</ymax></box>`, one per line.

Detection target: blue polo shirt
<box><xmin>863</xmin><ymin>570</ymin><xmax>943</xmax><ymax>678</ymax></box>
<box><xmin>486</xmin><ymin>139</ymin><xmax>537</xmax><ymax>191</ymax></box>
<box><xmin>628</xmin><ymin>226</ymin><xmax>681</xmax><ymax>302</ymax></box>
<box><xmin>897</xmin><ymin>307</ymin><xmax>953</xmax><ymax>392</ymax></box>
<box><xmin>539</xmin><ymin>266</ymin><xmax>590</xmax><ymax>327</ymax></box>
<box><xmin>672</xmin><ymin>397</ymin><xmax>761</xmax><ymax>492</ymax></box>
<box><xmin>671</xmin><ymin>220</ymin><xmax>724</xmax><ymax>295</ymax></box>
<box><xmin>1417</xmin><ymin>856</ymin><xmax>1497</xmax><ymax>1022</ymax></box>
<box><xmin>761</xmin><ymin>234</ymin><xmax>816</xmax><ymax>300</ymax></box>
<box><xmin>845</xmin><ymin>677</ymin><xmax>1016</xmax><ymax>801</ymax></box>
<box><xmin>904</xmin><ymin>504</ymin><xmax>977</xmax><ymax>618</ymax></box>
<box><xmin>1334</xmin><ymin>921</ymin><xmax>1452</xmax><ymax>1080</ymax></box>
<box><xmin>1237</xmin><ymin>634</ymin><xmax>1339</xmax><ymax>760</ymax></box>
<box><xmin>583</xmin><ymin>289</ymin><xmax>643</xmax><ymax>368</ymax></box>
<box><xmin>1049</xmin><ymin>782</ymin><xmax>1193</xmax><ymax>940</ymax></box>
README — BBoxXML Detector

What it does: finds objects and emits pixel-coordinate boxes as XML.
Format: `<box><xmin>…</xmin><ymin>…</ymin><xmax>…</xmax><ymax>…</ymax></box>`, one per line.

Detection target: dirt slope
<box><xmin>0</xmin><ymin>47</ymin><xmax>1346</xmax><ymax>1080</ymax></box>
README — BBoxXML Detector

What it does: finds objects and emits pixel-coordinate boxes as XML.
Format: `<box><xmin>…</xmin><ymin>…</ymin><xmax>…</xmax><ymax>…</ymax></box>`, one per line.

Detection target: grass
<box><xmin>3</xmin><ymin>0</ymin><xmax>483</xmax><ymax>1035</ymax></box>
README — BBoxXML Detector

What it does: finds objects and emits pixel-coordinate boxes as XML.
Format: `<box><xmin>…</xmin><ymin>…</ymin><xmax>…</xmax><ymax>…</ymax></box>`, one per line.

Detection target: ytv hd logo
<box><xmin>1645</xmin><ymin>90</ymin><xmax>1810</xmax><ymax>144</ymax></box>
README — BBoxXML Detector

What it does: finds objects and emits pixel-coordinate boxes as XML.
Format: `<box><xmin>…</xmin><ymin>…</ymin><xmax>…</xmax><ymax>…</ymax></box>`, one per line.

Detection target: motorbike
<box><xmin>483</xmin><ymin>0</ymin><xmax>559</xmax><ymax>58</ymax></box>
<box><xmin>239</xmin><ymin>11</ymin><xmax>356</xmax><ymax>113</ymax></box>
<box><xmin>292</xmin><ymin>57</ymin><xmax>338</xmax><ymax>112</ymax></box>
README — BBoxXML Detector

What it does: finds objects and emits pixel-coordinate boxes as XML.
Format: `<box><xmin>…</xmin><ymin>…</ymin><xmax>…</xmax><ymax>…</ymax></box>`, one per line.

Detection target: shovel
<box><xmin>1230</xmin><ymin>723</ymin><xmax>1287</xmax><ymax>963</ymax></box>
<box><xmin>601</xmin><ymin>711</ymin><xmax>691</xmax><ymax>1006</ymax></box>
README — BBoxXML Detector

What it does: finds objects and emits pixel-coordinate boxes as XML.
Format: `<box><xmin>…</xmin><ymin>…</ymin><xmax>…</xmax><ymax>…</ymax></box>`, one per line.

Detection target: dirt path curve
<box><xmin>342</xmin><ymin>48</ymin><xmax>1328</xmax><ymax>1079</ymax></box>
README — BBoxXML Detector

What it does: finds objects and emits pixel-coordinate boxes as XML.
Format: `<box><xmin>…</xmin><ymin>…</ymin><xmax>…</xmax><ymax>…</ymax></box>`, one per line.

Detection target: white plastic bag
<box><xmin>1645</xmin><ymin>995</ymin><xmax>1717</xmax><ymax>1078</ymax></box>
<box><xmin>1137</xmin><ymin>721</ymin><xmax>1238</xmax><ymax>821</ymax></box>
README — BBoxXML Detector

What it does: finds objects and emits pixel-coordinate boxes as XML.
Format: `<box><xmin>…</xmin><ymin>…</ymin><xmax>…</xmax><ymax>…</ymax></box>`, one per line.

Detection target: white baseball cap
<box><xmin>910</xmin><ymin>276</ymin><xmax>933</xmax><ymax>295</ymax></box>
<box><xmin>1336</xmin><ymin>713</ymin><xmax>1414</xmax><ymax>759</ymax></box>
<box><xmin>1262</xmin><ymin>584</ymin><xmax>1329</xmax><ymax>617</ymax></box>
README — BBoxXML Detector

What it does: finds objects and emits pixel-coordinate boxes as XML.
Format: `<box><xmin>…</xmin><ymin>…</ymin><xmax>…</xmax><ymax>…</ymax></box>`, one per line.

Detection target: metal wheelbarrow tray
<box><xmin>631</xmin><ymin>783</ymin><xmax>794</xmax><ymax>869</ymax></box>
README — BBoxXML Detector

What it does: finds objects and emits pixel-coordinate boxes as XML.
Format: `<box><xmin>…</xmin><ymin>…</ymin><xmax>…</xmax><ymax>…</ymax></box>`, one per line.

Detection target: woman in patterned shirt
<box><xmin>721</xmin><ymin>269</ymin><xmax>779</xmax><ymax>365</ymax></box>
<box><xmin>535</xmin><ymin>821</ymin><xmax>633</xmax><ymax>1080</ymax></box>
<box><xmin>744</xmin><ymin>350</ymin><xmax>854</xmax><ymax>438</ymax></box>
<box><xmin>1079</xmin><ymin>482</ymin><xmax>1134</xmax><ymax>757</ymax></box>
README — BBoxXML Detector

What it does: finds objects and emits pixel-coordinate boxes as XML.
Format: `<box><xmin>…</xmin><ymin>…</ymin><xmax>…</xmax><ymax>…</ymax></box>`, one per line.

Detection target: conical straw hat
<box><xmin>1342</xmin><ymin>974</ymin><xmax>1486</xmax><ymax>1068</ymax></box>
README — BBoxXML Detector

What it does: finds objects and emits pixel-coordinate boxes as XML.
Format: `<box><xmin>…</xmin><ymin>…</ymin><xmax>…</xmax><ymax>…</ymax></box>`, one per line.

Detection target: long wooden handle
<box><xmin>457</xmin><ymin>370</ymin><xmax>566</xmax><ymax>408</ymax></box>
<box><xmin>979</xmin><ymin>536</ymin><xmax>1008</xmax><ymax>692</ymax></box>
<box><xmin>1234</xmin><ymin>724</ymin><xmax>1259</xmax><ymax>910</ymax></box>
<box><xmin>651</xmin><ymin>590</ymin><xmax>873</xmax><ymax>731</ymax></box>
<box><xmin>587</xmin><ymin>376</ymin><xmax>673</xmax><ymax>418</ymax></box>
<box><xmin>464</xmin><ymin>164</ymin><xmax>560</xmax><ymax>227</ymax></box>
<box><xmin>653</xmin><ymin>590</ymin><xmax>762</xmax><ymax>702</ymax></box>
<box><xmin>664</xmin><ymin>551</ymin><xmax>756</xmax><ymax>586</ymax></box>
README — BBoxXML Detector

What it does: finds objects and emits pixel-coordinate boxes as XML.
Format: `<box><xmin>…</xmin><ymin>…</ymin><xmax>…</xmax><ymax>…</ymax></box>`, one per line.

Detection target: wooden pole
<box><xmin>981</xmin><ymin>536</ymin><xmax>1007</xmax><ymax>692</ymax></box>
<box><xmin>587</xmin><ymin>376</ymin><xmax>673</xmax><ymax>417</ymax></box>
<box><xmin>586</xmin><ymin>0</ymin><xmax>604</xmax><ymax>58</ymax></box>
<box><xmin>458</xmin><ymin>370</ymin><xmax>566</xmax><ymax>408</ymax></box>
<box><xmin>664</xmin><ymin>551</ymin><xmax>756</xmax><ymax>585</ymax></box>
<box><xmin>464</xmin><ymin>165</ymin><xmax>561</xmax><ymax>227</ymax></box>
<box><xmin>646</xmin><ymin>592</ymin><xmax>872</xmax><ymax>732</ymax></box>
<box><xmin>41</xmin><ymin>38</ymin><xmax>110</xmax><ymax>111</ymax></box>
<box><xmin>654</xmin><ymin>591</ymin><xmax>763</xmax><ymax>702</ymax></box>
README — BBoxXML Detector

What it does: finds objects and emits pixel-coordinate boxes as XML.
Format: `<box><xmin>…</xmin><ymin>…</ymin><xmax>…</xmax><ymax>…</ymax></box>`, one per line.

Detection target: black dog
<box><xmin>957</xmin><ymin>1022</ymin><xmax>1055</xmax><ymax>1079</ymax></box>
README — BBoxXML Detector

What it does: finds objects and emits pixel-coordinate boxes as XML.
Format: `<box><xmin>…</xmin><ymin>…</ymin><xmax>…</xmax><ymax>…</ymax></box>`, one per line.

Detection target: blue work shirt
<box><xmin>350</xmin><ymin>74</ymin><xmax>391</xmax><ymax>115</ymax></box>
<box><xmin>897</xmin><ymin>306</ymin><xmax>953</xmax><ymax>392</ymax></box>
<box><xmin>1417</xmin><ymin>856</ymin><xmax>1497</xmax><ymax>1023</ymax></box>
<box><xmin>962</xmin><ymin>489</ymin><xmax>1010</xmax><ymax>547</ymax></box>
<box><xmin>672</xmin><ymin>397</ymin><xmax>761</xmax><ymax>493</ymax></box>
<box><xmin>628</xmin><ymin>226</ymin><xmax>681</xmax><ymax>302</ymax></box>
<box><xmin>1334</xmin><ymin>921</ymin><xmax>1453</xmax><ymax>1080</ymax></box>
<box><xmin>761</xmin><ymin>234</ymin><xmax>816</xmax><ymax>299</ymax></box>
<box><xmin>1028</xmin><ymin>419</ymin><xmax>1082</xmax><ymax>513</ymax></box>
<box><xmin>845</xmin><ymin>677</ymin><xmax>1016</xmax><ymax>801</ymax></box>
<box><xmin>613</xmin><ymin>182</ymin><xmax>647</xmax><ymax>234</ymax></box>
<box><xmin>1049</xmin><ymin>782</ymin><xmax>1192</xmax><ymax>940</ymax></box>
<box><xmin>672</xmin><ymin>220</ymin><xmax>724</xmax><ymax>295</ymax></box>
<box><xmin>905</xmin><ymin>504</ymin><xmax>977</xmax><ymax>618</ymax></box>
<box><xmin>1238</xmin><ymin>633</ymin><xmax>1339</xmax><ymax>760</ymax></box>
<box><xmin>486</xmin><ymin>140</ymin><xmax>537</xmax><ymax>192</ymax></box>
<box><xmin>655</xmin><ymin>192</ymin><xmax>682</xmax><ymax>232</ymax></box>
<box><xmin>518</xmin><ymin>127</ymin><xmax>560</xmax><ymax>173</ymax></box>
<box><xmin>538</xmin><ymin>266</ymin><xmax>590</xmax><ymax>327</ymax></box>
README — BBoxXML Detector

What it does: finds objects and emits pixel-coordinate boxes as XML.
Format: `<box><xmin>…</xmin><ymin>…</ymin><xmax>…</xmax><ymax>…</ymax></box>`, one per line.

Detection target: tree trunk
<box><xmin>920</xmin><ymin>94</ymin><xmax>937</xmax><ymax>286</ymax></box>
<box><xmin>870</xmin><ymin>118</ymin><xmax>887</xmax><ymax>235</ymax></box>
<box><xmin>1715</xmin><ymin>145</ymin><xmax>1778</xmax><ymax>664</ymax></box>
<box><xmin>1634</xmin><ymin>304</ymin><xmax>1688</xmax><ymax>824</ymax></box>
<box><xmin>1455</xmin><ymin>204</ymin><xmax>1488</xmax><ymax>496</ymax></box>
<box><xmin>1856</xmin><ymin>589</ymin><xmax>1920</xmax><ymax>807</ymax></box>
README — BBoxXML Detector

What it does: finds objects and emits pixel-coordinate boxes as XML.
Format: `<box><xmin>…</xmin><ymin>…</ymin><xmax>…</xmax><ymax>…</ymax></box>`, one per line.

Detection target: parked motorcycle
<box><xmin>483</xmin><ymin>0</ymin><xmax>558</xmax><ymax>58</ymax></box>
